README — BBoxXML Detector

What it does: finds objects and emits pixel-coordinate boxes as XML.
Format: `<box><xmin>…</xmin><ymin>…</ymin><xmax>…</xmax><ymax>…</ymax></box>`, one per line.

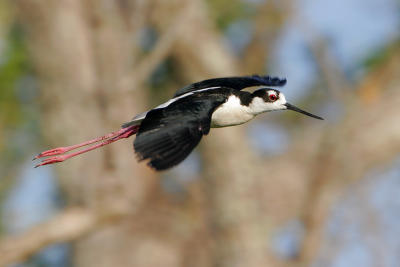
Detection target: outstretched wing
<box><xmin>134</xmin><ymin>93</ymin><xmax>226</xmax><ymax>170</ymax></box>
<box><xmin>174</xmin><ymin>75</ymin><xmax>287</xmax><ymax>97</ymax></box>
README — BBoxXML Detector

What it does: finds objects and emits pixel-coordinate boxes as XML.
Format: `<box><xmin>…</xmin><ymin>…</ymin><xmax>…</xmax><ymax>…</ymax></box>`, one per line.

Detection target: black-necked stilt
<box><xmin>34</xmin><ymin>75</ymin><xmax>323</xmax><ymax>171</ymax></box>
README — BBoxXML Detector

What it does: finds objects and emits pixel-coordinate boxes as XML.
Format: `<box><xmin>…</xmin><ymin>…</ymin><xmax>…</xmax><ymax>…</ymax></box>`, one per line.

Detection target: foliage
<box><xmin>0</xmin><ymin>24</ymin><xmax>30</xmax><ymax>129</ymax></box>
<box><xmin>362</xmin><ymin>40</ymin><xmax>400</xmax><ymax>70</ymax></box>
<box><xmin>205</xmin><ymin>0</ymin><xmax>254</xmax><ymax>30</ymax></box>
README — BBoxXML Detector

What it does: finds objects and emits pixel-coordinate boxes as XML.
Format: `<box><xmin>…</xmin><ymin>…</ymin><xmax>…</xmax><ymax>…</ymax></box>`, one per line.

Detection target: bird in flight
<box><xmin>34</xmin><ymin>75</ymin><xmax>323</xmax><ymax>171</ymax></box>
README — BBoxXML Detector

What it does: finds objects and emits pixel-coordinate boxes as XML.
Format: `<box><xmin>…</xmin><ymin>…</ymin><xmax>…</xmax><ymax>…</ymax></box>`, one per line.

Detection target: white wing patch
<box><xmin>124</xmin><ymin>87</ymin><xmax>221</xmax><ymax>126</ymax></box>
<box><xmin>157</xmin><ymin>86</ymin><xmax>221</xmax><ymax>108</ymax></box>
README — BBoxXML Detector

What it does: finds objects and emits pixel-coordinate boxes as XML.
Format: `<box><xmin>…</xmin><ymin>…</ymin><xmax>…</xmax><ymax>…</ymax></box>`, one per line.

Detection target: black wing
<box><xmin>174</xmin><ymin>75</ymin><xmax>287</xmax><ymax>97</ymax></box>
<box><xmin>134</xmin><ymin>93</ymin><xmax>227</xmax><ymax>170</ymax></box>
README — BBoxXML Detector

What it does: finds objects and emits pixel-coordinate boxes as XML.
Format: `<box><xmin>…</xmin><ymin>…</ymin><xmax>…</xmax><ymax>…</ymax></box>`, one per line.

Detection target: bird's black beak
<box><xmin>284</xmin><ymin>103</ymin><xmax>324</xmax><ymax>120</ymax></box>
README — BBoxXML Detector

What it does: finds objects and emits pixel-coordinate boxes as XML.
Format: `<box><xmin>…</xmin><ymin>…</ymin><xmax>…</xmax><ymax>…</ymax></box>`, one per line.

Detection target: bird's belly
<box><xmin>211</xmin><ymin>101</ymin><xmax>254</xmax><ymax>128</ymax></box>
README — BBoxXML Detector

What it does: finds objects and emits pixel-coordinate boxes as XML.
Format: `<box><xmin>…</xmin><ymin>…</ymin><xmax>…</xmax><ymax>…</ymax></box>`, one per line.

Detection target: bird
<box><xmin>33</xmin><ymin>75</ymin><xmax>323</xmax><ymax>171</ymax></box>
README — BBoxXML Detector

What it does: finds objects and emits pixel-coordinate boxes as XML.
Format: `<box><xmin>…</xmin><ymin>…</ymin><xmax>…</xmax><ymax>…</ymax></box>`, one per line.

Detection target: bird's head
<box><xmin>250</xmin><ymin>88</ymin><xmax>323</xmax><ymax>120</ymax></box>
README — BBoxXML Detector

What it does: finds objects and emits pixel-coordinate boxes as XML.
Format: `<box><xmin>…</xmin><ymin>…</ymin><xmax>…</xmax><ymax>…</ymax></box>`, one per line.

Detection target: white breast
<box><xmin>211</xmin><ymin>96</ymin><xmax>254</xmax><ymax>128</ymax></box>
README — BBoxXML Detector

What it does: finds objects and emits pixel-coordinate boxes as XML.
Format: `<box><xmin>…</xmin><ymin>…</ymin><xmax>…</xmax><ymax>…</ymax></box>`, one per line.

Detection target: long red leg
<box><xmin>33</xmin><ymin>127</ymin><xmax>133</xmax><ymax>160</ymax></box>
<box><xmin>34</xmin><ymin>125</ymin><xmax>139</xmax><ymax>168</ymax></box>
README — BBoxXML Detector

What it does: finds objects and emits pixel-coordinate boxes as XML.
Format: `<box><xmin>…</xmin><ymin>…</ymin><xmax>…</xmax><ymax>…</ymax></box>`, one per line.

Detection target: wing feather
<box><xmin>134</xmin><ymin>93</ymin><xmax>226</xmax><ymax>170</ymax></box>
<box><xmin>174</xmin><ymin>75</ymin><xmax>287</xmax><ymax>97</ymax></box>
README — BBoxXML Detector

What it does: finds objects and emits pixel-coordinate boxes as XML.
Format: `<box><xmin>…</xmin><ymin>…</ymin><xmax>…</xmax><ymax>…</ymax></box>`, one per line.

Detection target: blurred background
<box><xmin>0</xmin><ymin>0</ymin><xmax>400</xmax><ymax>266</ymax></box>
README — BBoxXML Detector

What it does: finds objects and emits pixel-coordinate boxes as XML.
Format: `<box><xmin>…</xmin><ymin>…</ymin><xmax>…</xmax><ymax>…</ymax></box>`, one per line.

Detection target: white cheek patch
<box><xmin>267</xmin><ymin>91</ymin><xmax>278</xmax><ymax>98</ymax></box>
<box><xmin>249</xmin><ymin>92</ymin><xmax>288</xmax><ymax>114</ymax></box>
<box><xmin>275</xmin><ymin>93</ymin><xmax>287</xmax><ymax>109</ymax></box>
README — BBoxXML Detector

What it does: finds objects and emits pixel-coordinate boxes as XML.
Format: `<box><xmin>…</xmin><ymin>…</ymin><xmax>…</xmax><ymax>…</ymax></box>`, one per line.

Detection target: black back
<box><xmin>134</xmin><ymin>90</ymin><xmax>228</xmax><ymax>170</ymax></box>
<box><xmin>174</xmin><ymin>75</ymin><xmax>286</xmax><ymax>97</ymax></box>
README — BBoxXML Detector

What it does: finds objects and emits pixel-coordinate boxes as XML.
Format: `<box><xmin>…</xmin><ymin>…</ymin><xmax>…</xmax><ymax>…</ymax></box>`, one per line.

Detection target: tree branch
<box><xmin>0</xmin><ymin>208</ymin><xmax>98</xmax><ymax>266</ymax></box>
<box><xmin>120</xmin><ymin>2</ymin><xmax>191</xmax><ymax>91</ymax></box>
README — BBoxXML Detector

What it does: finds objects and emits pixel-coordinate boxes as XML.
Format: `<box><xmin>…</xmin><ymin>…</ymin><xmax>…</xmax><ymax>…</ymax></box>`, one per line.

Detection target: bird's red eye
<box><xmin>269</xmin><ymin>94</ymin><xmax>278</xmax><ymax>101</ymax></box>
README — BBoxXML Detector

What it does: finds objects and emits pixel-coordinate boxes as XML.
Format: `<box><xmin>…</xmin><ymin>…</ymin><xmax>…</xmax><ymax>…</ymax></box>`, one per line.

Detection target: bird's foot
<box><xmin>33</xmin><ymin>147</ymin><xmax>70</xmax><ymax>160</ymax></box>
<box><xmin>34</xmin><ymin>155</ymin><xmax>68</xmax><ymax>168</ymax></box>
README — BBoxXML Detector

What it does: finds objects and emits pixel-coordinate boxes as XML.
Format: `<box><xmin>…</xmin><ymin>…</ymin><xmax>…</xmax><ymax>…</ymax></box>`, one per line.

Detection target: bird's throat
<box><xmin>211</xmin><ymin>96</ymin><xmax>255</xmax><ymax>128</ymax></box>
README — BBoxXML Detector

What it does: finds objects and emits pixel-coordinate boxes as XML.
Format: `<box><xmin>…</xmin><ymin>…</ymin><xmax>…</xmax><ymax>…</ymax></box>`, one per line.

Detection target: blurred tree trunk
<box><xmin>13</xmin><ymin>1</ymin><xmax>170</xmax><ymax>266</ymax></box>
<box><xmin>166</xmin><ymin>1</ymin><xmax>277</xmax><ymax>266</ymax></box>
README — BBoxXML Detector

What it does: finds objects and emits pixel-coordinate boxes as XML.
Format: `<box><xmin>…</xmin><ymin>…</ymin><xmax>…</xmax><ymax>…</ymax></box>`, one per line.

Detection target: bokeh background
<box><xmin>1</xmin><ymin>0</ymin><xmax>400</xmax><ymax>266</ymax></box>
